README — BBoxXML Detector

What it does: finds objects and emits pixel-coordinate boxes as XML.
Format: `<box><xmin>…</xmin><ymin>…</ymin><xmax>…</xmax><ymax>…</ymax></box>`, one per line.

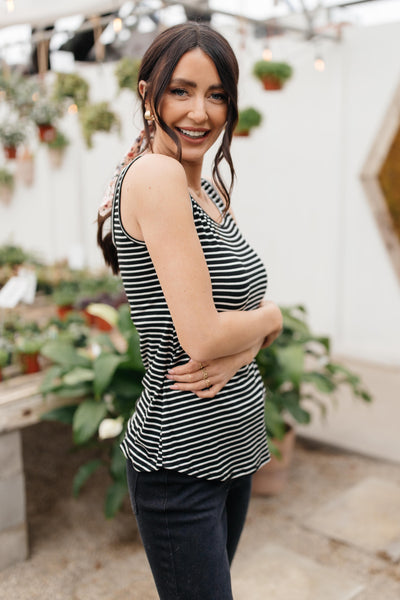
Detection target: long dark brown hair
<box><xmin>98</xmin><ymin>22</ymin><xmax>239</xmax><ymax>274</ymax></box>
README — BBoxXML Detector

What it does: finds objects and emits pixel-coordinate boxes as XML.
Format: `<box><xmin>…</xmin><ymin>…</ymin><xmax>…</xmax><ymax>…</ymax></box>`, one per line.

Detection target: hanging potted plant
<box><xmin>253</xmin><ymin>305</ymin><xmax>372</xmax><ymax>495</ymax></box>
<box><xmin>31</xmin><ymin>99</ymin><xmax>61</xmax><ymax>142</ymax></box>
<box><xmin>0</xmin><ymin>167</ymin><xmax>15</xmax><ymax>204</ymax></box>
<box><xmin>253</xmin><ymin>60</ymin><xmax>293</xmax><ymax>91</ymax></box>
<box><xmin>114</xmin><ymin>57</ymin><xmax>141</xmax><ymax>94</ymax></box>
<box><xmin>52</xmin><ymin>72</ymin><xmax>90</xmax><ymax>109</ymax></box>
<box><xmin>46</xmin><ymin>130</ymin><xmax>70</xmax><ymax>168</ymax></box>
<box><xmin>234</xmin><ymin>107</ymin><xmax>263</xmax><ymax>137</ymax></box>
<box><xmin>0</xmin><ymin>121</ymin><xmax>26</xmax><ymax>159</ymax></box>
<box><xmin>16</xmin><ymin>146</ymin><xmax>35</xmax><ymax>186</ymax></box>
<box><xmin>79</xmin><ymin>102</ymin><xmax>120</xmax><ymax>148</ymax></box>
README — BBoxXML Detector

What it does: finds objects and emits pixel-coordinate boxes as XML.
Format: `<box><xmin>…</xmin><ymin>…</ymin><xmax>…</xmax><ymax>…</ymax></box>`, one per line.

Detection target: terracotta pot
<box><xmin>233</xmin><ymin>130</ymin><xmax>250</xmax><ymax>137</ymax></box>
<box><xmin>48</xmin><ymin>148</ymin><xmax>64</xmax><ymax>169</ymax></box>
<box><xmin>57</xmin><ymin>305</ymin><xmax>74</xmax><ymax>320</ymax></box>
<box><xmin>17</xmin><ymin>155</ymin><xmax>34</xmax><ymax>186</ymax></box>
<box><xmin>4</xmin><ymin>146</ymin><xmax>17</xmax><ymax>159</ymax></box>
<box><xmin>19</xmin><ymin>352</ymin><xmax>41</xmax><ymax>374</ymax></box>
<box><xmin>38</xmin><ymin>124</ymin><xmax>57</xmax><ymax>143</ymax></box>
<box><xmin>252</xmin><ymin>425</ymin><xmax>296</xmax><ymax>496</ymax></box>
<box><xmin>0</xmin><ymin>185</ymin><xmax>13</xmax><ymax>205</ymax></box>
<box><xmin>261</xmin><ymin>76</ymin><xmax>283</xmax><ymax>91</ymax></box>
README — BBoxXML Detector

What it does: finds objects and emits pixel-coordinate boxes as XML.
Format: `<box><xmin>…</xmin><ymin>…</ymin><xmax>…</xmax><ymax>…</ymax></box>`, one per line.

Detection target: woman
<box><xmin>98</xmin><ymin>22</ymin><xmax>282</xmax><ymax>600</ymax></box>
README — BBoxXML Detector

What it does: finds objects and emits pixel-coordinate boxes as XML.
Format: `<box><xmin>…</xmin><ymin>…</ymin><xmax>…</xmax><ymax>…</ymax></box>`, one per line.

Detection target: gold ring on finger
<box><xmin>201</xmin><ymin>369</ymin><xmax>208</xmax><ymax>380</ymax></box>
<box><xmin>206</xmin><ymin>379</ymin><xmax>210</xmax><ymax>388</ymax></box>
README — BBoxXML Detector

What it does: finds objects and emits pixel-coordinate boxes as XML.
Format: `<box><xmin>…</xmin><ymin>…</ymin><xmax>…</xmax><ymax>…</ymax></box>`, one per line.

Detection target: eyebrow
<box><xmin>169</xmin><ymin>78</ymin><xmax>224</xmax><ymax>91</ymax></box>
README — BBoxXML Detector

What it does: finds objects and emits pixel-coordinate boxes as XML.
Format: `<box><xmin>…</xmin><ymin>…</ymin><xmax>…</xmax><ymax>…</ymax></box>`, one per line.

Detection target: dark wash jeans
<box><xmin>126</xmin><ymin>459</ymin><xmax>252</xmax><ymax>600</ymax></box>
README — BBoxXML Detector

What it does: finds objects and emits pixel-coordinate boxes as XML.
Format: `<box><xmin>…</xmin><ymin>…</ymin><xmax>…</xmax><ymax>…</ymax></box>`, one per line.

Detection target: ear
<box><xmin>138</xmin><ymin>80</ymin><xmax>148</xmax><ymax>102</ymax></box>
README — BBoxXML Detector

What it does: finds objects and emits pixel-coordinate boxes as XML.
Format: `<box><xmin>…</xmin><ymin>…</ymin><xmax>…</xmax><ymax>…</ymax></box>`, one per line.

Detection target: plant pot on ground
<box><xmin>252</xmin><ymin>305</ymin><xmax>372</xmax><ymax>495</ymax></box>
<box><xmin>234</xmin><ymin>107</ymin><xmax>263</xmax><ymax>137</ymax></box>
<box><xmin>253</xmin><ymin>60</ymin><xmax>293</xmax><ymax>91</ymax></box>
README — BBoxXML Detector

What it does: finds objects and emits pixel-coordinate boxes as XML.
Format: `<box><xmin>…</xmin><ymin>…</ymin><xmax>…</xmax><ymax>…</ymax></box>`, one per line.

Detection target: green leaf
<box><xmin>93</xmin><ymin>353</ymin><xmax>125</xmax><ymax>398</ymax></box>
<box><xmin>110</xmin><ymin>443</ymin><xmax>126</xmax><ymax>481</ymax></box>
<box><xmin>53</xmin><ymin>383</ymin><xmax>93</xmax><ymax>398</ymax></box>
<box><xmin>72</xmin><ymin>399</ymin><xmax>108</xmax><ymax>445</ymax></box>
<box><xmin>117</xmin><ymin>304</ymin><xmax>135</xmax><ymax>336</ymax></box>
<box><xmin>41</xmin><ymin>404</ymin><xmax>78</xmax><ymax>424</ymax></box>
<box><xmin>41</xmin><ymin>340</ymin><xmax>91</xmax><ymax>369</ymax></box>
<box><xmin>39</xmin><ymin>365</ymin><xmax>64</xmax><ymax>394</ymax></box>
<box><xmin>303</xmin><ymin>371</ymin><xmax>336</xmax><ymax>393</ymax></box>
<box><xmin>276</xmin><ymin>344</ymin><xmax>304</xmax><ymax>386</ymax></box>
<box><xmin>73</xmin><ymin>459</ymin><xmax>103</xmax><ymax>497</ymax></box>
<box><xmin>104</xmin><ymin>480</ymin><xmax>128</xmax><ymax>519</ymax></box>
<box><xmin>63</xmin><ymin>367</ymin><xmax>94</xmax><ymax>386</ymax></box>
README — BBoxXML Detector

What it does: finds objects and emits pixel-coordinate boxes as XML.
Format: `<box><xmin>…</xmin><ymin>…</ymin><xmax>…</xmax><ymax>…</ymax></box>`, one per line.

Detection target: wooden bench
<box><xmin>0</xmin><ymin>372</ymin><xmax>76</xmax><ymax>570</ymax></box>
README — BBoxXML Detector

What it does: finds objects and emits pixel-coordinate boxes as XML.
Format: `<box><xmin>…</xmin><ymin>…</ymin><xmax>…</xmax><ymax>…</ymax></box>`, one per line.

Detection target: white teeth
<box><xmin>179</xmin><ymin>128</ymin><xmax>207</xmax><ymax>138</ymax></box>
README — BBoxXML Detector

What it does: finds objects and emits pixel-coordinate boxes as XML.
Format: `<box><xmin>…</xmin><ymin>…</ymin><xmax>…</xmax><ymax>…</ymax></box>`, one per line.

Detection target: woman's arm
<box><xmin>121</xmin><ymin>154</ymin><xmax>282</xmax><ymax>363</ymax></box>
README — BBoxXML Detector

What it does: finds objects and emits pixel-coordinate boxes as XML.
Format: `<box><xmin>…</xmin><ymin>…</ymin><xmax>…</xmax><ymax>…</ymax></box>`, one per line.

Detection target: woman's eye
<box><xmin>170</xmin><ymin>88</ymin><xmax>187</xmax><ymax>97</ymax></box>
<box><xmin>211</xmin><ymin>92</ymin><xmax>227</xmax><ymax>102</ymax></box>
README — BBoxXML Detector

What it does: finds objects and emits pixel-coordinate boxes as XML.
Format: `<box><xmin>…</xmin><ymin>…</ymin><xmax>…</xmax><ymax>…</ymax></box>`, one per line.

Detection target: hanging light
<box><xmin>113</xmin><ymin>17</ymin><xmax>123</xmax><ymax>33</ymax></box>
<box><xmin>314</xmin><ymin>55</ymin><xmax>325</xmax><ymax>72</ymax></box>
<box><xmin>6</xmin><ymin>0</ymin><xmax>15</xmax><ymax>13</ymax></box>
<box><xmin>262</xmin><ymin>45</ymin><xmax>273</xmax><ymax>61</ymax></box>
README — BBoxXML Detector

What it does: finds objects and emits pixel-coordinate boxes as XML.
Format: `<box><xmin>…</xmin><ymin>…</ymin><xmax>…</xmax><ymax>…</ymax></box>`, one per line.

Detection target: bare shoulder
<box><xmin>124</xmin><ymin>153</ymin><xmax>186</xmax><ymax>193</ymax></box>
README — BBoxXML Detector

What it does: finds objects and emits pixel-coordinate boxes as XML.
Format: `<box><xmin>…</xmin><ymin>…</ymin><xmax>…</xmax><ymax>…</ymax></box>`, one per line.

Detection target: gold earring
<box><xmin>144</xmin><ymin>109</ymin><xmax>154</xmax><ymax>121</ymax></box>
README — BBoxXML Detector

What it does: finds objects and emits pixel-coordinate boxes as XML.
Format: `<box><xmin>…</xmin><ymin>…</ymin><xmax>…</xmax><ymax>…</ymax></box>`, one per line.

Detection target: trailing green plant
<box><xmin>0</xmin><ymin>243</ymin><xmax>36</xmax><ymax>266</ymax></box>
<box><xmin>0</xmin><ymin>121</ymin><xmax>26</xmax><ymax>147</ymax></box>
<box><xmin>114</xmin><ymin>57</ymin><xmax>141</xmax><ymax>93</ymax></box>
<box><xmin>46</xmin><ymin>129</ymin><xmax>70</xmax><ymax>150</ymax></box>
<box><xmin>235</xmin><ymin>107</ymin><xmax>262</xmax><ymax>135</ymax></box>
<box><xmin>0</xmin><ymin>168</ymin><xmax>15</xmax><ymax>190</ymax></box>
<box><xmin>79</xmin><ymin>102</ymin><xmax>120</xmax><ymax>148</ymax></box>
<box><xmin>256</xmin><ymin>305</ymin><xmax>372</xmax><ymax>450</ymax></box>
<box><xmin>40</xmin><ymin>304</ymin><xmax>145</xmax><ymax>518</ymax></box>
<box><xmin>253</xmin><ymin>60</ymin><xmax>293</xmax><ymax>84</ymax></box>
<box><xmin>53</xmin><ymin>72</ymin><xmax>90</xmax><ymax>108</ymax></box>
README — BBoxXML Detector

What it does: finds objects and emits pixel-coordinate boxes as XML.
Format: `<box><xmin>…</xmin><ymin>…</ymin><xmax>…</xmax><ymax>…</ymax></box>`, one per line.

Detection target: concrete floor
<box><xmin>0</xmin><ymin>421</ymin><xmax>400</xmax><ymax>599</ymax></box>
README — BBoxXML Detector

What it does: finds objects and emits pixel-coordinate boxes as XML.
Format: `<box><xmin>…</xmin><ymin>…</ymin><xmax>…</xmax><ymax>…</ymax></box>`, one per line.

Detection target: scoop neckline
<box><xmin>190</xmin><ymin>181</ymin><xmax>226</xmax><ymax>227</ymax></box>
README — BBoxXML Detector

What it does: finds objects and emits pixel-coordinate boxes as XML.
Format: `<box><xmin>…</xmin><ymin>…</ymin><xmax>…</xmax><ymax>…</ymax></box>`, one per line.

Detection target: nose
<box><xmin>188</xmin><ymin>96</ymin><xmax>207</xmax><ymax>123</ymax></box>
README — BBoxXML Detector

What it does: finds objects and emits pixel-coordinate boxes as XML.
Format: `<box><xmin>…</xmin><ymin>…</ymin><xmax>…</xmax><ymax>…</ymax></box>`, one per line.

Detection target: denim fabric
<box><xmin>126</xmin><ymin>460</ymin><xmax>252</xmax><ymax>600</ymax></box>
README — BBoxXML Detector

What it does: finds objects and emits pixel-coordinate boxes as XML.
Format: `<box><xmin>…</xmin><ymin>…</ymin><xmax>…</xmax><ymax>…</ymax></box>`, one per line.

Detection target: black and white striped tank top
<box><xmin>113</xmin><ymin>157</ymin><xmax>270</xmax><ymax>481</ymax></box>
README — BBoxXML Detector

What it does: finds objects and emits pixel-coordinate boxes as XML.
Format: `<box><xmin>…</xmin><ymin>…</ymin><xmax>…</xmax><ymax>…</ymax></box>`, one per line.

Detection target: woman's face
<box><xmin>150</xmin><ymin>48</ymin><xmax>228</xmax><ymax>167</ymax></box>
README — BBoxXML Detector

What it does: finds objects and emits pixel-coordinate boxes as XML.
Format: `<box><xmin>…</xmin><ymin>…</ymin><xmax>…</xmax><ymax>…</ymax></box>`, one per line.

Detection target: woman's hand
<box><xmin>166</xmin><ymin>352</ymin><xmax>251</xmax><ymax>399</ymax></box>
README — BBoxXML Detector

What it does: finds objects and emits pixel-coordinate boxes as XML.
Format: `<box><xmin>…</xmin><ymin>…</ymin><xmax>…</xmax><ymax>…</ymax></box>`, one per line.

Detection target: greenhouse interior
<box><xmin>0</xmin><ymin>1</ymin><xmax>400</xmax><ymax>598</ymax></box>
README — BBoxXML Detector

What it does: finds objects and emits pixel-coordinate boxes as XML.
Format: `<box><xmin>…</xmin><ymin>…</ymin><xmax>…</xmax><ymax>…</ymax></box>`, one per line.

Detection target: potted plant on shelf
<box><xmin>253</xmin><ymin>60</ymin><xmax>293</xmax><ymax>91</ymax></box>
<box><xmin>234</xmin><ymin>107</ymin><xmax>263</xmax><ymax>137</ymax></box>
<box><xmin>52</xmin><ymin>72</ymin><xmax>90</xmax><ymax>109</ymax></box>
<box><xmin>0</xmin><ymin>167</ymin><xmax>15</xmax><ymax>204</ymax></box>
<box><xmin>31</xmin><ymin>99</ymin><xmax>61</xmax><ymax>142</ymax></box>
<box><xmin>79</xmin><ymin>102</ymin><xmax>120</xmax><ymax>148</ymax></box>
<box><xmin>0</xmin><ymin>348</ymin><xmax>10</xmax><ymax>382</ymax></box>
<box><xmin>15</xmin><ymin>334</ymin><xmax>44</xmax><ymax>374</ymax></box>
<box><xmin>0</xmin><ymin>121</ymin><xmax>26</xmax><ymax>159</ymax></box>
<box><xmin>114</xmin><ymin>57</ymin><xmax>141</xmax><ymax>94</ymax></box>
<box><xmin>52</xmin><ymin>283</ymin><xmax>79</xmax><ymax>319</ymax></box>
<box><xmin>253</xmin><ymin>305</ymin><xmax>372</xmax><ymax>495</ymax></box>
<box><xmin>46</xmin><ymin>130</ymin><xmax>70</xmax><ymax>168</ymax></box>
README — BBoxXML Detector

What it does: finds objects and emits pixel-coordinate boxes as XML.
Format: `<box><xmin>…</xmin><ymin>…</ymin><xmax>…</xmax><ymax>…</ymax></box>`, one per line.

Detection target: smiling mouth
<box><xmin>176</xmin><ymin>127</ymin><xmax>210</xmax><ymax>140</ymax></box>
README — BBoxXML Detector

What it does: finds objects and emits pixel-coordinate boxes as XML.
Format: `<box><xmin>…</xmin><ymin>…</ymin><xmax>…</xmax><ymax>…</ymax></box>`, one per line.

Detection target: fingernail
<box><xmin>170</xmin><ymin>385</ymin><xmax>178</xmax><ymax>390</ymax></box>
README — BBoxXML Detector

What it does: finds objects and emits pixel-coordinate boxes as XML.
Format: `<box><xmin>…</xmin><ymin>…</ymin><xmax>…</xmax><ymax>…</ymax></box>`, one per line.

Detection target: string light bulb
<box><xmin>262</xmin><ymin>45</ymin><xmax>272</xmax><ymax>61</ymax></box>
<box><xmin>113</xmin><ymin>17</ymin><xmax>123</xmax><ymax>33</ymax></box>
<box><xmin>68</xmin><ymin>103</ymin><xmax>78</xmax><ymax>114</ymax></box>
<box><xmin>314</xmin><ymin>56</ymin><xmax>325</xmax><ymax>72</ymax></box>
<box><xmin>6</xmin><ymin>0</ymin><xmax>15</xmax><ymax>13</ymax></box>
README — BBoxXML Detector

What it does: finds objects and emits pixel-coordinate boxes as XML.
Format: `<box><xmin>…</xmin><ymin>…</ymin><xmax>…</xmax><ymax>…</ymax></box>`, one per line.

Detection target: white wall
<box><xmin>1</xmin><ymin>21</ymin><xmax>400</xmax><ymax>368</ymax></box>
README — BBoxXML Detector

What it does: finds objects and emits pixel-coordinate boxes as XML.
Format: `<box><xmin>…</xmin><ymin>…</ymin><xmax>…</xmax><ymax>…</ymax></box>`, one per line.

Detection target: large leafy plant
<box><xmin>256</xmin><ymin>306</ymin><xmax>372</xmax><ymax>447</ymax></box>
<box><xmin>40</xmin><ymin>304</ymin><xmax>144</xmax><ymax>518</ymax></box>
